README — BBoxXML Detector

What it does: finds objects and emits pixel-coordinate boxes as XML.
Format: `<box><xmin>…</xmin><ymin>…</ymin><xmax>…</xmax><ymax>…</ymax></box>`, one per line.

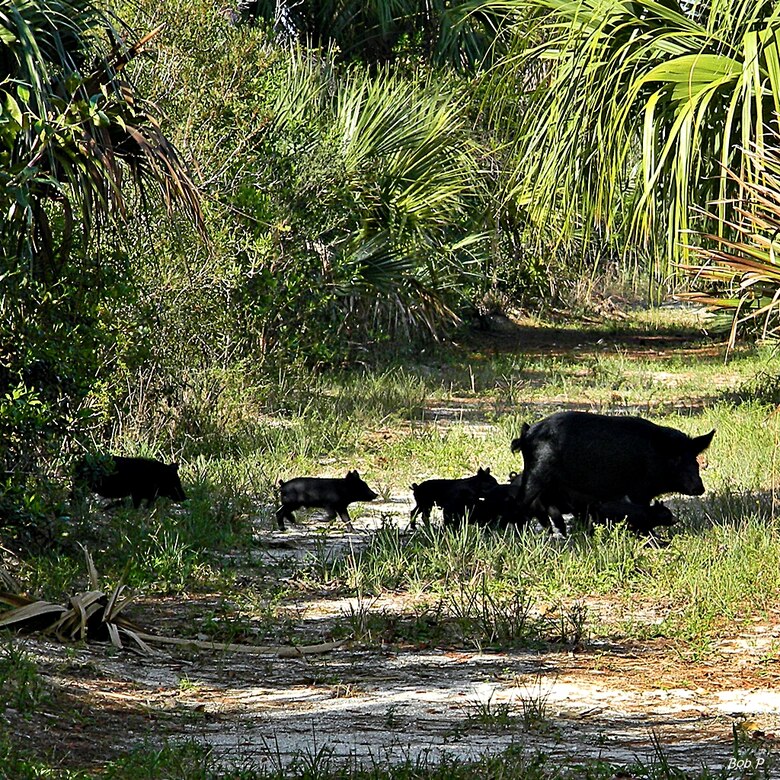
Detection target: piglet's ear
<box><xmin>691</xmin><ymin>429</ymin><xmax>715</xmax><ymax>455</ymax></box>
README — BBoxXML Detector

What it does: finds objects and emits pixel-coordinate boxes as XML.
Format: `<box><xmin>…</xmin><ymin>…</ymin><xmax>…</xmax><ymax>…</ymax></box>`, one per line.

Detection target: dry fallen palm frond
<box><xmin>131</xmin><ymin>633</ymin><xmax>346</xmax><ymax>657</ymax></box>
<box><xmin>0</xmin><ymin>549</ymin><xmax>347</xmax><ymax>658</ymax></box>
<box><xmin>0</xmin><ymin>587</ymin><xmax>152</xmax><ymax>653</ymax></box>
<box><xmin>82</xmin><ymin>544</ymin><xmax>100</xmax><ymax>591</ymax></box>
<box><xmin>0</xmin><ymin>596</ymin><xmax>68</xmax><ymax>631</ymax></box>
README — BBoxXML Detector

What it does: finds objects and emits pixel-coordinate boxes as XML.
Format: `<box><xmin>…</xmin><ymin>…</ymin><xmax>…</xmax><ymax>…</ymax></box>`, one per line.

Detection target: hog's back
<box><xmin>523</xmin><ymin>412</ymin><xmax>688</xmax><ymax>501</ymax></box>
<box><xmin>281</xmin><ymin>477</ymin><xmax>349</xmax><ymax>509</ymax></box>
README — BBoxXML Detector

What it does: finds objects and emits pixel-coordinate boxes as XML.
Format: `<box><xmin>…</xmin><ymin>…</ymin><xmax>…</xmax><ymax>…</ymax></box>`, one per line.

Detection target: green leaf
<box><xmin>0</xmin><ymin>25</ymin><xmax>16</xmax><ymax>45</ymax></box>
<box><xmin>642</xmin><ymin>54</ymin><xmax>743</xmax><ymax>87</ymax></box>
<box><xmin>3</xmin><ymin>92</ymin><xmax>22</xmax><ymax>126</ymax></box>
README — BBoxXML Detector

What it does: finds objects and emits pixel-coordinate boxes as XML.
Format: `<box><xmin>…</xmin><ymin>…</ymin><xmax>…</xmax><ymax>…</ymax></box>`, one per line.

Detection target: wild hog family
<box><xmin>74</xmin><ymin>411</ymin><xmax>714</xmax><ymax>537</ymax></box>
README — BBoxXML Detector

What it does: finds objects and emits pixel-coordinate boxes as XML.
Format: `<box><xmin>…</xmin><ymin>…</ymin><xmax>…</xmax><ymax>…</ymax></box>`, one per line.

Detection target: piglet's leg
<box><xmin>409</xmin><ymin>505</ymin><xmax>421</xmax><ymax>529</ymax></box>
<box><xmin>275</xmin><ymin>505</ymin><xmax>295</xmax><ymax>531</ymax></box>
<box><xmin>337</xmin><ymin>509</ymin><xmax>355</xmax><ymax>532</ymax></box>
<box><xmin>547</xmin><ymin>504</ymin><xmax>568</xmax><ymax>537</ymax></box>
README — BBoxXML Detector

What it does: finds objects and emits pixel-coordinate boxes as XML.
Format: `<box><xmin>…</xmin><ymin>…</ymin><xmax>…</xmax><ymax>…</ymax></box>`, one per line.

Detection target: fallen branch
<box><xmin>132</xmin><ymin>632</ymin><xmax>347</xmax><ymax>657</ymax></box>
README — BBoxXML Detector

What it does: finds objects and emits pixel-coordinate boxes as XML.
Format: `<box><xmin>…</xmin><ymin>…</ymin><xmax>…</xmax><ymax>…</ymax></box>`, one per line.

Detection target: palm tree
<box><xmin>484</xmin><ymin>0</ymin><xmax>780</xmax><ymax>272</ymax></box>
<box><xmin>0</xmin><ymin>0</ymin><xmax>202</xmax><ymax>275</ymax></box>
<box><xmin>243</xmin><ymin>0</ymin><xmax>513</xmax><ymax>70</ymax></box>
<box><xmin>0</xmin><ymin>0</ymin><xmax>203</xmax><ymax>491</ymax></box>
<box><xmin>681</xmin><ymin>144</ymin><xmax>780</xmax><ymax>346</ymax></box>
<box><xmin>265</xmin><ymin>49</ymin><xmax>487</xmax><ymax>336</ymax></box>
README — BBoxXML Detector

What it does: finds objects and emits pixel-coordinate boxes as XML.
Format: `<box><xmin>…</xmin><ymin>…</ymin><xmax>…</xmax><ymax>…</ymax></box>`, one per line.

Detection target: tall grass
<box><xmin>20</xmin><ymin>314</ymin><xmax>780</xmax><ymax>645</ymax></box>
<box><xmin>318</xmin><ymin>508</ymin><xmax>780</xmax><ymax>647</ymax></box>
<box><xmin>0</xmin><ymin>735</ymin><xmax>768</xmax><ymax>780</ymax></box>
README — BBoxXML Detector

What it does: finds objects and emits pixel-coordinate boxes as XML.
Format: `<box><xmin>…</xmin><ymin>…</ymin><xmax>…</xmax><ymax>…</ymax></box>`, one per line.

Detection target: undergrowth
<box><xmin>0</xmin><ymin>737</ymin><xmax>772</xmax><ymax>780</ymax></box>
<box><xmin>3</xmin><ymin>314</ymin><xmax>780</xmax><ymax>773</ymax></box>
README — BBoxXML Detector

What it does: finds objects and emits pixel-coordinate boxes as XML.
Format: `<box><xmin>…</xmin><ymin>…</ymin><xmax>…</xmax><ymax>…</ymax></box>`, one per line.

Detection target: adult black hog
<box><xmin>73</xmin><ymin>455</ymin><xmax>187</xmax><ymax>509</ymax></box>
<box><xmin>276</xmin><ymin>471</ymin><xmax>378</xmax><ymax>531</ymax></box>
<box><xmin>511</xmin><ymin>411</ymin><xmax>714</xmax><ymax>536</ymax></box>
<box><xmin>409</xmin><ymin>468</ymin><xmax>498</xmax><ymax>528</ymax></box>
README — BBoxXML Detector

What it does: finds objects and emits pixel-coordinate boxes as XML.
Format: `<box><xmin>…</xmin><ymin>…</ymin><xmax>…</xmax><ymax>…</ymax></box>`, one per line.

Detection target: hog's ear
<box><xmin>484</xmin><ymin>467</ymin><xmax>491</xmax><ymax>474</ymax></box>
<box><xmin>691</xmin><ymin>429</ymin><xmax>715</xmax><ymax>455</ymax></box>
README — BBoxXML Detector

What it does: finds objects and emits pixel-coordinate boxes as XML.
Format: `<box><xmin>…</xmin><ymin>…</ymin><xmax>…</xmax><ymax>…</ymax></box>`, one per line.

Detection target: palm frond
<box><xmin>683</xmin><ymin>144</ymin><xmax>780</xmax><ymax>345</ymax></box>
<box><xmin>0</xmin><ymin>0</ymin><xmax>203</xmax><ymax>272</ymax></box>
<box><xmin>243</xmin><ymin>0</ymin><xmax>511</xmax><ymax>70</ymax></box>
<box><xmin>484</xmin><ymin>0</ymin><xmax>780</xmax><ymax>271</ymax></box>
<box><xmin>0</xmin><ymin>550</ymin><xmax>346</xmax><ymax>658</ymax></box>
<box><xmin>268</xmin><ymin>49</ymin><xmax>487</xmax><ymax>335</ymax></box>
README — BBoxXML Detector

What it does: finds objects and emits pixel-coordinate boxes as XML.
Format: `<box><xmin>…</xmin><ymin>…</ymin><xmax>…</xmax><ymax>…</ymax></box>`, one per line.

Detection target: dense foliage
<box><xmin>680</xmin><ymin>145</ymin><xmax>780</xmax><ymax>344</ymax></box>
<box><xmin>487</xmin><ymin>0</ymin><xmax>780</xmax><ymax>268</ymax></box>
<box><xmin>242</xmin><ymin>0</ymin><xmax>514</xmax><ymax>69</ymax></box>
<box><xmin>0</xmin><ymin>0</ymin><xmax>201</xmax><ymax>531</ymax></box>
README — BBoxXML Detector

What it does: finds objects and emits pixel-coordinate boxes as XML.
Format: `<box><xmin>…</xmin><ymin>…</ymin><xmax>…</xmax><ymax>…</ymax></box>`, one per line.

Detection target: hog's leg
<box><xmin>337</xmin><ymin>508</ymin><xmax>355</xmax><ymax>532</ymax></box>
<box><xmin>276</xmin><ymin>504</ymin><xmax>296</xmax><ymax>531</ymax></box>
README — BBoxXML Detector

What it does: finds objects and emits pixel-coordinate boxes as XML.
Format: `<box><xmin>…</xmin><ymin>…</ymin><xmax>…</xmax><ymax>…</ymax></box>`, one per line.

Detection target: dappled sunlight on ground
<box><xmin>11</xmin><ymin>616</ymin><xmax>780</xmax><ymax>773</ymax></box>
